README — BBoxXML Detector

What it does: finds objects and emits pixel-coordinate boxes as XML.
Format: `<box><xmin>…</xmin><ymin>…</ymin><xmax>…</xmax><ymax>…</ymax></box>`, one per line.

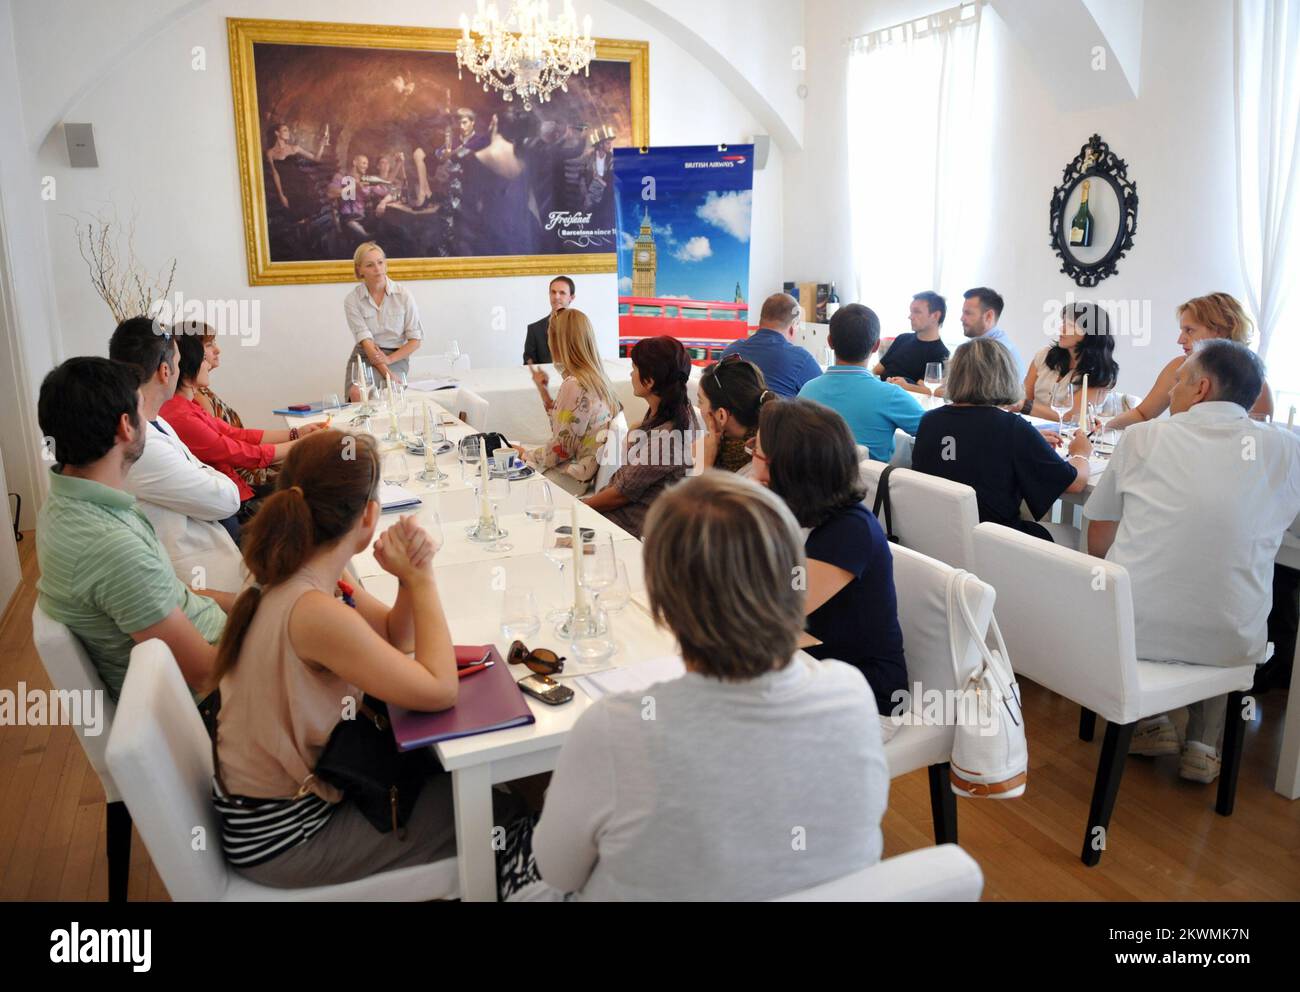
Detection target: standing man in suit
<box><xmin>523</xmin><ymin>275</ymin><xmax>575</xmax><ymax>365</ymax></box>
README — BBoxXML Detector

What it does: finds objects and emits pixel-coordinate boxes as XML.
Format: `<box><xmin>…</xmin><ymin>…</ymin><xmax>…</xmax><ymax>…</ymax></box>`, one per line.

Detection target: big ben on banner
<box><xmin>613</xmin><ymin>145</ymin><xmax>755</xmax><ymax>362</ymax></box>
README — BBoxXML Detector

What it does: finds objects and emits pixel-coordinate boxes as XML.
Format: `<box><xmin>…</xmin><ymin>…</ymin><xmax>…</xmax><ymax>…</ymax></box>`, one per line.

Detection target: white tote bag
<box><xmin>947</xmin><ymin>572</ymin><xmax>1028</xmax><ymax>799</ymax></box>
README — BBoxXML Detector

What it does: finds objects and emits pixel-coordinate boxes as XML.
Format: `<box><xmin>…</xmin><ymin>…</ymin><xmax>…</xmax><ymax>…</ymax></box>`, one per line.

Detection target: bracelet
<box><xmin>1021</xmin><ymin>397</ymin><xmax>1034</xmax><ymax>415</ymax></box>
<box><xmin>1066</xmin><ymin>454</ymin><xmax>1088</xmax><ymax>467</ymax></box>
<box><xmin>289</xmin><ymin>427</ymin><xmax>300</xmax><ymax>441</ymax></box>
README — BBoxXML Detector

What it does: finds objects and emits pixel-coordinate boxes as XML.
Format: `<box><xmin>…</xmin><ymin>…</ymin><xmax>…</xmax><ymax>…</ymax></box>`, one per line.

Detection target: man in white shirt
<box><xmin>110</xmin><ymin>318</ymin><xmax>244</xmax><ymax>592</ymax></box>
<box><xmin>1085</xmin><ymin>340</ymin><xmax>1300</xmax><ymax>783</ymax></box>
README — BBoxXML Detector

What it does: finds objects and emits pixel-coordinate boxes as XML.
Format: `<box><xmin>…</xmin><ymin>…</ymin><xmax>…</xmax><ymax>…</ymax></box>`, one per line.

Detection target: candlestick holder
<box><xmin>554</xmin><ymin>601</ymin><xmax>608</xmax><ymax>640</ymax></box>
<box><xmin>465</xmin><ymin>507</ymin><xmax>508</xmax><ymax>544</ymax></box>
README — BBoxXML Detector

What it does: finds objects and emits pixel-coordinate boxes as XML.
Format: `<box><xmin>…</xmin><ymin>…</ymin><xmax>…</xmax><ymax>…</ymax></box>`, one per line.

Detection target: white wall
<box><xmin>8</xmin><ymin>0</ymin><xmax>783</xmax><ymax>437</ymax></box>
<box><xmin>791</xmin><ymin>0</ymin><xmax>1248</xmax><ymax>398</ymax></box>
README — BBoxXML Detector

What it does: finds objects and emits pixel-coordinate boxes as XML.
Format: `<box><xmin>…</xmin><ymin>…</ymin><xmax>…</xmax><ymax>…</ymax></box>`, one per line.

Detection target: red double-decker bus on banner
<box><xmin>617</xmin><ymin>297</ymin><xmax>752</xmax><ymax>366</ymax></box>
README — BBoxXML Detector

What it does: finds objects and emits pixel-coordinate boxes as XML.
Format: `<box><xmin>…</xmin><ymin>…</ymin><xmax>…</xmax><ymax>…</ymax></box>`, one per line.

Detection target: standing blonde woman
<box><xmin>343</xmin><ymin>242</ymin><xmax>423</xmax><ymax>402</ymax></box>
<box><xmin>513</xmin><ymin>308</ymin><xmax>621</xmax><ymax>495</ymax></box>
<box><xmin>1109</xmin><ymin>292</ymin><xmax>1273</xmax><ymax>430</ymax></box>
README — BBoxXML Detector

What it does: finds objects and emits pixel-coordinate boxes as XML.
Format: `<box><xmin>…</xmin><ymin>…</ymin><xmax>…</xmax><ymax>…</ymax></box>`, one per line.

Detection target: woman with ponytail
<box><xmin>695</xmin><ymin>355</ymin><xmax>775</xmax><ymax>476</ymax></box>
<box><xmin>583</xmin><ymin>336</ymin><xmax>701</xmax><ymax>538</ymax></box>
<box><xmin>211</xmin><ymin>429</ymin><xmax>467</xmax><ymax>887</ymax></box>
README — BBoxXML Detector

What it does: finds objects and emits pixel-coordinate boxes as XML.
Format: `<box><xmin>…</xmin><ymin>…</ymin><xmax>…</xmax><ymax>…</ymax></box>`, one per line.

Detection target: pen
<box><xmin>458</xmin><ymin>661</ymin><xmax>494</xmax><ymax>679</ymax></box>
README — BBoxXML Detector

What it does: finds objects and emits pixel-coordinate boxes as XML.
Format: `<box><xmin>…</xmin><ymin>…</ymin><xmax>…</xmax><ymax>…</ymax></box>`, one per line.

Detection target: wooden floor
<box><xmin>2</xmin><ymin>530</ymin><xmax>1298</xmax><ymax>901</ymax></box>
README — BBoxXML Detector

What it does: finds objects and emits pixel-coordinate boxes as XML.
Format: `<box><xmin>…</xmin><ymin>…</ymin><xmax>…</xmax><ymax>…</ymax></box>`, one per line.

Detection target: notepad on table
<box><xmin>389</xmin><ymin>646</ymin><xmax>535</xmax><ymax>750</ymax></box>
<box><xmin>574</xmin><ymin>655</ymin><xmax>686</xmax><ymax>702</ymax></box>
<box><xmin>379</xmin><ymin>483</ymin><xmax>422</xmax><ymax>511</ymax></box>
<box><xmin>406</xmin><ymin>377</ymin><xmax>459</xmax><ymax>392</ymax></box>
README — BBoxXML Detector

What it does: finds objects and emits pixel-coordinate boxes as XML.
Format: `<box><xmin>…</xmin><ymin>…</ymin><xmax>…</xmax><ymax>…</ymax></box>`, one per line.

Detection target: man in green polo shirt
<box><xmin>36</xmin><ymin>357</ymin><xmax>230</xmax><ymax>702</ymax></box>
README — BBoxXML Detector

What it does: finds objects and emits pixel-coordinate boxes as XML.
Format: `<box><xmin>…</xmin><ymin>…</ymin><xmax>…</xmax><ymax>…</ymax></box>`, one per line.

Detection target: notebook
<box><xmin>574</xmin><ymin>655</ymin><xmax>686</xmax><ymax>702</ymax></box>
<box><xmin>406</xmin><ymin>377</ymin><xmax>460</xmax><ymax>392</ymax></box>
<box><xmin>274</xmin><ymin>401</ymin><xmax>327</xmax><ymax>417</ymax></box>
<box><xmin>378</xmin><ymin>483</ymin><xmax>422</xmax><ymax>511</ymax></box>
<box><xmin>389</xmin><ymin>645</ymin><xmax>535</xmax><ymax>750</ymax></box>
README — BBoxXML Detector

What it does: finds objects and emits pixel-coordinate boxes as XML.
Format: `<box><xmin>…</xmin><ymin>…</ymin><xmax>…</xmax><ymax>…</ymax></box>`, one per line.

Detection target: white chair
<box><xmin>971</xmin><ymin>522</ymin><xmax>1255</xmax><ymax>866</ymax></box>
<box><xmin>31</xmin><ymin>605</ymin><xmax>131</xmax><ymax>901</ymax></box>
<box><xmin>888</xmin><ymin>545</ymin><xmax>998</xmax><ymax>845</ymax></box>
<box><xmin>889</xmin><ymin>429</ymin><xmax>915</xmax><ymax>468</ymax></box>
<box><xmin>593</xmin><ymin>411</ymin><xmax>629</xmax><ymax>493</ymax></box>
<box><xmin>773</xmin><ymin>844</ymin><xmax>983</xmax><ymax>901</ymax></box>
<box><xmin>409</xmin><ymin>354</ymin><xmax>471</xmax><ymax>380</ymax></box>
<box><xmin>106</xmin><ymin>640</ymin><xmax>459</xmax><ymax>901</ymax></box>
<box><xmin>862</xmin><ymin>465</ymin><xmax>981</xmax><ymax>573</ymax></box>
<box><xmin>456</xmin><ymin>388</ymin><xmax>490</xmax><ymax>432</ymax></box>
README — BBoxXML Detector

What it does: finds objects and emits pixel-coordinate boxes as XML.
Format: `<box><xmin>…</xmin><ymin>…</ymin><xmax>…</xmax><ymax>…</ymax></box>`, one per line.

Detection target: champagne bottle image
<box><xmin>825</xmin><ymin>283</ymin><xmax>840</xmax><ymax>320</ymax></box>
<box><xmin>1069</xmin><ymin>180</ymin><xmax>1093</xmax><ymax>247</ymax></box>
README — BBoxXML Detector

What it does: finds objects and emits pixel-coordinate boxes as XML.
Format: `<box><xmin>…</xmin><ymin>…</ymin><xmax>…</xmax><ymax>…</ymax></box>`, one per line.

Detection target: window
<box><xmin>664</xmin><ymin>305</ymin><xmax>680</xmax><ymax>318</ymax></box>
<box><xmin>618</xmin><ymin>302</ymin><xmax>630</xmax><ymax>316</ymax></box>
<box><xmin>686</xmin><ymin>346</ymin><xmax>709</xmax><ymax>361</ymax></box>
<box><xmin>681</xmin><ymin>308</ymin><xmax>708</xmax><ymax>320</ymax></box>
<box><xmin>632</xmin><ymin>305</ymin><xmax>662</xmax><ymax>317</ymax></box>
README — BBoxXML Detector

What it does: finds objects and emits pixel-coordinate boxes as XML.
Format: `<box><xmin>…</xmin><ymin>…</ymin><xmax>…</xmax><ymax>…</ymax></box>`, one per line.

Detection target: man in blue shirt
<box><xmin>720</xmin><ymin>292</ymin><xmax>822</xmax><ymax>398</ymax></box>
<box><xmin>798</xmin><ymin>304</ymin><xmax>925</xmax><ymax>461</ymax></box>
<box><xmin>960</xmin><ymin>286</ymin><xmax>1024</xmax><ymax>382</ymax></box>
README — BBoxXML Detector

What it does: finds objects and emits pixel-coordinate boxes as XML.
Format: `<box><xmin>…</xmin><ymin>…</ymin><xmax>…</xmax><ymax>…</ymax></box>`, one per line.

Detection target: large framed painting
<box><xmin>227</xmin><ymin>18</ymin><xmax>649</xmax><ymax>285</ymax></box>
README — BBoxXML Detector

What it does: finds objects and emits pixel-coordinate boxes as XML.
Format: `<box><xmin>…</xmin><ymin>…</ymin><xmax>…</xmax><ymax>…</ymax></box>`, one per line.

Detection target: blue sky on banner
<box><xmin>613</xmin><ymin>145</ymin><xmax>754</xmax><ymax>303</ymax></box>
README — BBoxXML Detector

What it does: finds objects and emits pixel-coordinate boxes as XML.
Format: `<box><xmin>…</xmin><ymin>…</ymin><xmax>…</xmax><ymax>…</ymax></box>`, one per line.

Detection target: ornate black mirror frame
<box><xmin>1049</xmin><ymin>134</ymin><xmax>1138</xmax><ymax>287</ymax></box>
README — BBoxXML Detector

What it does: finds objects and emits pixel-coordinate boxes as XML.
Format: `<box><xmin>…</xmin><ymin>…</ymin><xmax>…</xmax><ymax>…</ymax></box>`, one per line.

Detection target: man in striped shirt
<box><xmin>36</xmin><ymin>357</ymin><xmax>230</xmax><ymax>702</ymax></box>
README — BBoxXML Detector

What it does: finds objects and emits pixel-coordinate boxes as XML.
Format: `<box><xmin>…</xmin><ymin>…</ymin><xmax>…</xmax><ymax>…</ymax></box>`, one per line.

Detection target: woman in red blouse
<box><xmin>161</xmin><ymin>332</ymin><xmax>323</xmax><ymax>519</ymax></box>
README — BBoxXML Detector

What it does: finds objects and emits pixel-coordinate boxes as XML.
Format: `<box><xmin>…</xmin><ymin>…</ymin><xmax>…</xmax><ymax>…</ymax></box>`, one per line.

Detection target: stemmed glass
<box><xmin>595</xmin><ymin>560</ymin><xmax>631</xmax><ymax>615</ymax></box>
<box><xmin>524</xmin><ymin>479</ymin><xmax>555</xmax><ymax>523</ymax></box>
<box><xmin>542</xmin><ymin>523</ymin><xmax>572</xmax><ymax>620</ymax></box>
<box><xmin>323</xmin><ymin>393</ymin><xmax>342</xmax><ymax>424</ymax></box>
<box><xmin>923</xmin><ymin>361</ymin><xmax>946</xmax><ymax>407</ymax></box>
<box><xmin>485</xmin><ymin>477</ymin><xmax>512</xmax><ymax>552</ymax></box>
<box><xmin>382</xmin><ymin>381</ymin><xmax>405</xmax><ymax>443</ymax></box>
<box><xmin>445</xmin><ymin>339</ymin><xmax>462</xmax><ymax>369</ymax></box>
<box><xmin>1093</xmin><ymin>392</ymin><xmax>1122</xmax><ymax>449</ymax></box>
<box><xmin>579</xmin><ymin>533</ymin><xmax>618</xmax><ymax>602</ymax></box>
<box><xmin>416</xmin><ymin>421</ymin><xmax>449</xmax><ymax>490</ymax></box>
<box><xmin>381</xmin><ymin>451</ymin><xmax>409</xmax><ymax>490</ymax></box>
<box><xmin>1050</xmin><ymin>380</ymin><xmax>1075</xmax><ymax>445</ymax></box>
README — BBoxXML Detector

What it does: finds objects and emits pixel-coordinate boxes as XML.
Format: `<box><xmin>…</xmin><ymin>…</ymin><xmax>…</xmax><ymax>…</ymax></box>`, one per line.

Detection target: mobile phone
<box><xmin>288</xmin><ymin>404</ymin><xmax>313</xmax><ymax>412</ymax></box>
<box><xmin>554</xmin><ymin>526</ymin><xmax>596</xmax><ymax>539</ymax></box>
<box><xmin>517</xmin><ymin>674</ymin><xmax>575</xmax><ymax>705</ymax></box>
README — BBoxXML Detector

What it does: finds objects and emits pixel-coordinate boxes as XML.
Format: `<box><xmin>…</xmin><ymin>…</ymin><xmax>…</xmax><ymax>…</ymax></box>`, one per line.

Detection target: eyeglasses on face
<box><xmin>742</xmin><ymin>438</ymin><xmax>768</xmax><ymax>463</ymax></box>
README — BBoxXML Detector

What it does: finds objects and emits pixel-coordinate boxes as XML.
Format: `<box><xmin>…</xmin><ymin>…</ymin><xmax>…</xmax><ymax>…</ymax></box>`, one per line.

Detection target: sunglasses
<box><xmin>508</xmin><ymin>640</ymin><xmax>566</xmax><ymax>676</ymax></box>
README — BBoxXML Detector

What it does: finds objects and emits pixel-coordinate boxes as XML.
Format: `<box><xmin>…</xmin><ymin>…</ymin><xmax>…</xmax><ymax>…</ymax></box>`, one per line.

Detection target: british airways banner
<box><xmin>613</xmin><ymin>145</ymin><xmax>755</xmax><ymax>356</ymax></box>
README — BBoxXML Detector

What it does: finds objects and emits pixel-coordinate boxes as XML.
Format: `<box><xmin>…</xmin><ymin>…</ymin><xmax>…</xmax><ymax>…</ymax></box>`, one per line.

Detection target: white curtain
<box><xmin>846</xmin><ymin>2</ymin><xmax>983</xmax><ymax>324</ymax></box>
<box><xmin>1234</xmin><ymin>0</ymin><xmax>1300</xmax><ymax>378</ymax></box>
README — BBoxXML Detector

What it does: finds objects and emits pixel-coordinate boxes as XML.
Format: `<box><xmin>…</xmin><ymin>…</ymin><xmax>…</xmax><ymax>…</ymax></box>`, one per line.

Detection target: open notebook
<box><xmin>574</xmin><ymin>655</ymin><xmax>686</xmax><ymax>702</ymax></box>
<box><xmin>378</xmin><ymin>483</ymin><xmax>422</xmax><ymax>511</ymax></box>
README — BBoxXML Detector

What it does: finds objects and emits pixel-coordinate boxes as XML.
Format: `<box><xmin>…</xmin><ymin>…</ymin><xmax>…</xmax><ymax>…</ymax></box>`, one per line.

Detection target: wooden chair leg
<box><xmin>928</xmin><ymin>762</ymin><xmax>958</xmax><ymax>845</ymax></box>
<box><xmin>1078</xmin><ymin>707</ymin><xmax>1097</xmax><ymax>742</ymax></box>
<box><xmin>106</xmin><ymin>800</ymin><xmax>132</xmax><ymax>902</ymax></box>
<box><xmin>1080</xmin><ymin>721</ymin><xmax>1134</xmax><ymax>867</ymax></box>
<box><xmin>1216</xmin><ymin>691</ymin><xmax>1247</xmax><ymax>816</ymax></box>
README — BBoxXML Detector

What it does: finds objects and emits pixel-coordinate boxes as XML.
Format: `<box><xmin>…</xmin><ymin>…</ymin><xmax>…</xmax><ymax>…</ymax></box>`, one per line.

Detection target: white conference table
<box><xmin>286</xmin><ymin>398</ymin><xmax>679</xmax><ymax>900</ymax></box>
<box><xmin>410</xmin><ymin>360</ymin><xmax>702</xmax><ymax>446</ymax></box>
<box><xmin>912</xmin><ymin>395</ymin><xmax>1300</xmax><ymax>799</ymax></box>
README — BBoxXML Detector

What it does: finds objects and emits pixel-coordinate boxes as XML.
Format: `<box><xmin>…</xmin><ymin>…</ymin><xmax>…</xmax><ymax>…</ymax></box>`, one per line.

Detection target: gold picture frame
<box><xmin>228</xmin><ymin>17</ymin><xmax>649</xmax><ymax>286</ymax></box>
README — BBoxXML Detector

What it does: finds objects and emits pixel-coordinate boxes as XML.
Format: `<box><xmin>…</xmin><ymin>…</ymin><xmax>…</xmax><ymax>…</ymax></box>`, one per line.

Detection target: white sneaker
<box><xmin>1129</xmin><ymin>716</ymin><xmax>1179</xmax><ymax>756</ymax></box>
<box><xmin>1179</xmin><ymin>742</ymin><xmax>1222</xmax><ymax>784</ymax></box>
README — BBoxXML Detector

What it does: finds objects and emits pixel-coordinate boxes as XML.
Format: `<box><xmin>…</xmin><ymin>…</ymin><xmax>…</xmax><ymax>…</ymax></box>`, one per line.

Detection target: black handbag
<box><xmin>313</xmin><ymin>696</ymin><xmax>440</xmax><ymax>837</ymax></box>
<box><xmin>871</xmin><ymin>465</ymin><xmax>901</xmax><ymax>544</ymax></box>
<box><xmin>458</xmin><ymin>432</ymin><xmax>512</xmax><ymax>461</ymax></box>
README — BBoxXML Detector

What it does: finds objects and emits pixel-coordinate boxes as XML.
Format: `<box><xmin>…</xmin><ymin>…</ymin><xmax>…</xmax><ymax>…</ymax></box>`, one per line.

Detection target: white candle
<box><xmin>387</xmin><ymin>382</ymin><xmax>400</xmax><ymax>434</ymax></box>
<box><xmin>423</xmin><ymin>403</ymin><xmax>435</xmax><ymax>471</ymax></box>
<box><xmin>571</xmin><ymin>505</ymin><xmax>584</xmax><ymax>613</ymax></box>
<box><xmin>478</xmin><ymin>442</ymin><xmax>492</xmax><ymax>525</ymax></box>
<box><xmin>1079</xmin><ymin>374</ymin><xmax>1089</xmax><ymax>435</ymax></box>
<box><xmin>1288</xmin><ymin>406</ymin><xmax>1296</xmax><ymax>430</ymax></box>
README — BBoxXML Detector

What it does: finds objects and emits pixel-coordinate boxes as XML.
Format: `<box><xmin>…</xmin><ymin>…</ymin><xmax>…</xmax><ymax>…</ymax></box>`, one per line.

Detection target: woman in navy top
<box><xmin>911</xmin><ymin>337</ymin><xmax>1092</xmax><ymax>542</ymax></box>
<box><xmin>750</xmin><ymin>399</ymin><xmax>907</xmax><ymax>726</ymax></box>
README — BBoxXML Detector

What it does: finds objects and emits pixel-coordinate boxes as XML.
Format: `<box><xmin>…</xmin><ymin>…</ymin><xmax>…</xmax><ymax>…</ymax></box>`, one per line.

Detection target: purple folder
<box><xmin>389</xmin><ymin>645</ymin><xmax>535</xmax><ymax>751</ymax></box>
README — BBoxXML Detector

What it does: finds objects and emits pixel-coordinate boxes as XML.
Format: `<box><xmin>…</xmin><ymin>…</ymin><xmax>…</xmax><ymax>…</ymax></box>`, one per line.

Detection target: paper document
<box><xmin>574</xmin><ymin>655</ymin><xmax>686</xmax><ymax>702</ymax></box>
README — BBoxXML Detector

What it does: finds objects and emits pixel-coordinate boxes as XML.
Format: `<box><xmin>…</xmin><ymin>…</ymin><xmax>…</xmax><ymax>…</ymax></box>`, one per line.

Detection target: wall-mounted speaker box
<box><xmin>64</xmin><ymin>123</ymin><xmax>98</xmax><ymax>168</ymax></box>
<box><xmin>753</xmin><ymin>134</ymin><xmax>771</xmax><ymax>170</ymax></box>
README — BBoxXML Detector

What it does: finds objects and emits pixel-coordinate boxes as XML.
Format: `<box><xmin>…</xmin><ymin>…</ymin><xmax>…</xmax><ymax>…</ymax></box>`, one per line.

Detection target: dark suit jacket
<box><xmin>523</xmin><ymin>314</ymin><xmax>553</xmax><ymax>365</ymax></box>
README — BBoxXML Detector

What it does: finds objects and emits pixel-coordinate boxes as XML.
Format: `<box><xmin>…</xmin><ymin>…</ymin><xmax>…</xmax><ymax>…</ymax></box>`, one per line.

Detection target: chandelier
<box><xmin>457</xmin><ymin>0</ymin><xmax>596</xmax><ymax>111</ymax></box>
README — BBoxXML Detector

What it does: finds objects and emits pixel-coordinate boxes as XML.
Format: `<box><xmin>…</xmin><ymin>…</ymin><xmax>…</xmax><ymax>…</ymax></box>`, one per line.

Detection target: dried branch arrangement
<box><xmin>70</xmin><ymin>209</ymin><xmax>177</xmax><ymax>323</ymax></box>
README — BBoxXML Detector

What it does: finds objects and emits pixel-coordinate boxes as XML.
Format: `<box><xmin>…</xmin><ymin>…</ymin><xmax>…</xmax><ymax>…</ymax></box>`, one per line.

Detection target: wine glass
<box><xmin>1093</xmin><ymin>391</ymin><xmax>1122</xmax><ymax>449</ymax></box>
<box><xmin>445</xmin><ymin>339</ymin><xmax>462</xmax><ymax>368</ymax></box>
<box><xmin>524</xmin><ymin>479</ymin><xmax>555</xmax><ymax>522</ymax></box>
<box><xmin>596</xmin><ymin>560</ymin><xmax>631</xmax><ymax>614</ymax></box>
<box><xmin>579</xmin><ymin>532</ymin><xmax>618</xmax><ymax>601</ymax></box>
<box><xmin>923</xmin><ymin>361</ymin><xmax>945</xmax><ymax>407</ymax></box>
<box><xmin>417</xmin><ymin>421</ymin><xmax>449</xmax><ymax>490</ymax></box>
<box><xmin>542</xmin><ymin>523</ymin><xmax>571</xmax><ymax>620</ymax></box>
<box><xmin>486</xmin><ymin>477</ymin><xmax>512</xmax><ymax>552</ymax></box>
<box><xmin>1050</xmin><ymin>380</ymin><xmax>1075</xmax><ymax>443</ymax></box>
<box><xmin>382</xmin><ymin>451</ymin><xmax>409</xmax><ymax>488</ymax></box>
<box><xmin>500</xmin><ymin>589</ymin><xmax>541</xmax><ymax>641</ymax></box>
<box><xmin>422</xmin><ymin>509</ymin><xmax>444</xmax><ymax>556</ymax></box>
<box><xmin>323</xmin><ymin>393</ymin><xmax>342</xmax><ymax>421</ymax></box>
